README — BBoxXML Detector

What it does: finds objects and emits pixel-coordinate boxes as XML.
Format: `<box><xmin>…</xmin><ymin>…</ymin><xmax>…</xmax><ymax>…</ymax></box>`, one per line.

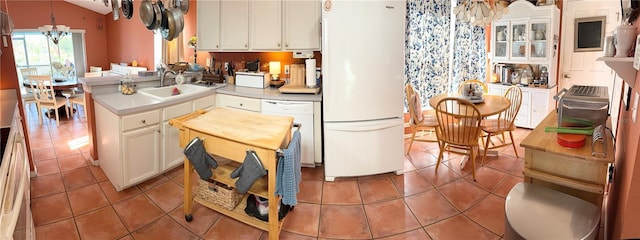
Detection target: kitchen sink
<box><xmin>138</xmin><ymin>84</ymin><xmax>211</xmax><ymax>100</ymax></box>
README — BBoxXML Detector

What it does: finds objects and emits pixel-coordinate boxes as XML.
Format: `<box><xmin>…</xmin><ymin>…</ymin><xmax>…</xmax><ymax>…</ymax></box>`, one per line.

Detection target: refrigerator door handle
<box><xmin>327</xmin><ymin>120</ymin><xmax>401</xmax><ymax>132</ymax></box>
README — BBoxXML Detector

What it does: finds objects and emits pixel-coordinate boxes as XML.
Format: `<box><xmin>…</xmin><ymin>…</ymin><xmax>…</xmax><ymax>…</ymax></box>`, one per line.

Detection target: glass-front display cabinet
<box><xmin>510</xmin><ymin>20</ymin><xmax>527</xmax><ymax>60</ymax></box>
<box><xmin>529</xmin><ymin>20</ymin><xmax>549</xmax><ymax>60</ymax></box>
<box><xmin>494</xmin><ymin>23</ymin><xmax>509</xmax><ymax>60</ymax></box>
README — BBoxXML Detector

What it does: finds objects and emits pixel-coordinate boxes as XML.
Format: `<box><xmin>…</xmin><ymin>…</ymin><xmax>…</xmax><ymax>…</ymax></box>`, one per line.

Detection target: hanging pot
<box><xmin>177</xmin><ymin>0</ymin><xmax>189</xmax><ymax>14</ymax></box>
<box><xmin>111</xmin><ymin>0</ymin><xmax>120</xmax><ymax>20</ymax></box>
<box><xmin>161</xmin><ymin>7</ymin><xmax>184</xmax><ymax>41</ymax></box>
<box><xmin>140</xmin><ymin>0</ymin><xmax>156</xmax><ymax>30</ymax></box>
<box><xmin>121</xmin><ymin>0</ymin><xmax>134</xmax><ymax>19</ymax></box>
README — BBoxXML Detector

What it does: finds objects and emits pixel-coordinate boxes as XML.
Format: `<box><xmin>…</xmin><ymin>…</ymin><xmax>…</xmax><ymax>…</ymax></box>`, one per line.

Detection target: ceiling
<box><xmin>64</xmin><ymin>0</ymin><xmax>113</xmax><ymax>15</ymax></box>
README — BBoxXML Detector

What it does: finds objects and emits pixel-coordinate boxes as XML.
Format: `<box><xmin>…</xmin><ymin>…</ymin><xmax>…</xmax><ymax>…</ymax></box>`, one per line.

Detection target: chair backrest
<box><xmin>457</xmin><ymin>79</ymin><xmax>488</xmax><ymax>94</ymax></box>
<box><xmin>499</xmin><ymin>86</ymin><xmax>523</xmax><ymax>128</ymax></box>
<box><xmin>20</xmin><ymin>67</ymin><xmax>38</xmax><ymax>79</ymax></box>
<box><xmin>89</xmin><ymin>66</ymin><xmax>103</xmax><ymax>72</ymax></box>
<box><xmin>405</xmin><ymin>83</ymin><xmax>423</xmax><ymax>124</ymax></box>
<box><xmin>28</xmin><ymin>75</ymin><xmax>61</xmax><ymax>105</ymax></box>
<box><xmin>85</xmin><ymin>71</ymin><xmax>102</xmax><ymax>77</ymax></box>
<box><xmin>434</xmin><ymin>97</ymin><xmax>483</xmax><ymax>146</ymax></box>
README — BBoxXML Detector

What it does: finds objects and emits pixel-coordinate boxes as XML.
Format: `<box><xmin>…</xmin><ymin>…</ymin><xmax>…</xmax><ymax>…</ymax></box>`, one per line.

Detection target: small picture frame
<box><xmin>634</xmin><ymin>34</ymin><xmax>640</xmax><ymax>70</ymax></box>
<box><xmin>574</xmin><ymin>16</ymin><xmax>606</xmax><ymax>52</ymax></box>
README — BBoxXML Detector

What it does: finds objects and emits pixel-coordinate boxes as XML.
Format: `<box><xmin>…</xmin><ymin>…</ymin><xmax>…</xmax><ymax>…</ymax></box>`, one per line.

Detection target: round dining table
<box><xmin>23</xmin><ymin>77</ymin><xmax>81</xmax><ymax>119</ymax></box>
<box><xmin>428</xmin><ymin>93</ymin><xmax>511</xmax><ymax>117</ymax></box>
<box><xmin>23</xmin><ymin>77</ymin><xmax>81</xmax><ymax>92</ymax></box>
<box><xmin>428</xmin><ymin>93</ymin><xmax>511</xmax><ymax>168</ymax></box>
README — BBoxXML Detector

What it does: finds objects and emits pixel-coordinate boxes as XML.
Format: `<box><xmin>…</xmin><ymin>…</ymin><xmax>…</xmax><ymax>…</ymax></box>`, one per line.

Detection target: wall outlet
<box><xmin>284</xmin><ymin>65</ymin><xmax>290</xmax><ymax>74</ymax></box>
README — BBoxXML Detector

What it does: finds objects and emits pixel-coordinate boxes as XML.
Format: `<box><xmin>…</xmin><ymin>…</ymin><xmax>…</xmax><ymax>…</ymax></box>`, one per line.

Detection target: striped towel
<box><xmin>275</xmin><ymin>130</ymin><xmax>301</xmax><ymax>206</ymax></box>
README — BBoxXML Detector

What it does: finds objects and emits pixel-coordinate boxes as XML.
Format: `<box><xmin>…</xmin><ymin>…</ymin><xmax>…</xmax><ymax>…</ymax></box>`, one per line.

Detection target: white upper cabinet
<box><xmin>197</xmin><ymin>0</ymin><xmax>220</xmax><ymax>51</ymax></box>
<box><xmin>198</xmin><ymin>0</ymin><xmax>321</xmax><ymax>52</ymax></box>
<box><xmin>250</xmin><ymin>1</ymin><xmax>282</xmax><ymax>50</ymax></box>
<box><xmin>220</xmin><ymin>0</ymin><xmax>249</xmax><ymax>50</ymax></box>
<box><xmin>284</xmin><ymin>0</ymin><xmax>321</xmax><ymax>50</ymax></box>
<box><xmin>491</xmin><ymin>1</ymin><xmax>559</xmax><ymax>64</ymax></box>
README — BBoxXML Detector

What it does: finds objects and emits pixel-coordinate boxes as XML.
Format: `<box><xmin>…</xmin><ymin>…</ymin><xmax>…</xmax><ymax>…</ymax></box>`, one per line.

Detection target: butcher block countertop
<box><xmin>172</xmin><ymin>108</ymin><xmax>294</xmax><ymax>152</ymax></box>
<box><xmin>520</xmin><ymin>111</ymin><xmax>614</xmax><ymax>164</ymax></box>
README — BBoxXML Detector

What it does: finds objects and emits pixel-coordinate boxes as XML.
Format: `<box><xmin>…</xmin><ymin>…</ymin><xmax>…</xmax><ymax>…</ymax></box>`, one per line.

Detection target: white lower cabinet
<box><xmin>123</xmin><ymin>124</ymin><xmax>161</xmax><ymax>186</ymax></box>
<box><xmin>216</xmin><ymin>94</ymin><xmax>261</xmax><ymax>112</ymax></box>
<box><xmin>487</xmin><ymin>84</ymin><xmax>555</xmax><ymax>129</ymax></box>
<box><xmin>96</xmin><ymin>94</ymin><xmax>216</xmax><ymax>191</ymax></box>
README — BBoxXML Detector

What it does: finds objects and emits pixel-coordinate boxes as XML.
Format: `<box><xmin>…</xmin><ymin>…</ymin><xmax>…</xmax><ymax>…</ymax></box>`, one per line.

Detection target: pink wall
<box><xmin>7</xmin><ymin>0</ymin><xmax>111</xmax><ymax>71</ymax></box>
<box><xmin>608</xmin><ymin>23</ymin><xmax>640</xmax><ymax>240</ymax></box>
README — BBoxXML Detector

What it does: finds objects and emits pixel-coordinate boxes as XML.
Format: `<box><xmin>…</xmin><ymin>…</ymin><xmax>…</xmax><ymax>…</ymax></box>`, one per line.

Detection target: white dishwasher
<box><xmin>261</xmin><ymin>100</ymin><xmax>315</xmax><ymax>167</ymax></box>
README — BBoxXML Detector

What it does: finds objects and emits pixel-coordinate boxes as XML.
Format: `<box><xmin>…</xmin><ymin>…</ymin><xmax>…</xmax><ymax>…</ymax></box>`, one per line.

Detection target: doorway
<box><xmin>559</xmin><ymin>0</ymin><xmax>623</xmax><ymax>134</ymax></box>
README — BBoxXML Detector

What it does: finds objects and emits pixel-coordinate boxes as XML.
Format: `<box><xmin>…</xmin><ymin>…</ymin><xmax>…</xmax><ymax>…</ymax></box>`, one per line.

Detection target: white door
<box><xmin>559</xmin><ymin>0</ymin><xmax>621</xmax><ymax>134</ymax></box>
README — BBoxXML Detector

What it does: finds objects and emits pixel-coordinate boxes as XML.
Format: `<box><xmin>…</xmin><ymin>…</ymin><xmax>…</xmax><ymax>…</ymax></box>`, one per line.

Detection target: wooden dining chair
<box><xmin>405</xmin><ymin>83</ymin><xmax>438</xmax><ymax>154</ymax></box>
<box><xmin>480</xmin><ymin>86</ymin><xmax>522</xmax><ymax>165</ymax></box>
<box><xmin>457</xmin><ymin>79</ymin><xmax>488</xmax><ymax>94</ymax></box>
<box><xmin>434</xmin><ymin>97</ymin><xmax>483</xmax><ymax>181</ymax></box>
<box><xmin>20</xmin><ymin>68</ymin><xmax>38</xmax><ymax>109</ymax></box>
<box><xmin>28</xmin><ymin>75</ymin><xmax>69</xmax><ymax>127</ymax></box>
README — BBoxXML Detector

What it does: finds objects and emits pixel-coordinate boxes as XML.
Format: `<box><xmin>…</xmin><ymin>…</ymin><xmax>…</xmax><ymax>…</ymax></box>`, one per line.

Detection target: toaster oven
<box><xmin>554</xmin><ymin>85</ymin><xmax>609</xmax><ymax>127</ymax></box>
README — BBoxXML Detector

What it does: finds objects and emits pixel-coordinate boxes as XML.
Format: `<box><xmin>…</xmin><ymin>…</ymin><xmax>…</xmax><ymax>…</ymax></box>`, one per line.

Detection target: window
<box><xmin>11</xmin><ymin>30</ymin><xmax>86</xmax><ymax>94</ymax></box>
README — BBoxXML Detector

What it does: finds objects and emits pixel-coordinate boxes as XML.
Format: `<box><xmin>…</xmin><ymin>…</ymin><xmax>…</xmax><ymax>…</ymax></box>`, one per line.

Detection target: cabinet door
<box><xmin>514</xmin><ymin>89</ymin><xmax>531</xmax><ymax>128</ymax></box>
<box><xmin>197</xmin><ymin>0</ymin><xmax>220</xmax><ymax>51</ymax></box>
<box><xmin>510</xmin><ymin>20</ymin><xmax>528</xmax><ymax>61</ymax></box>
<box><xmin>492</xmin><ymin>22</ymin><xmax>509</xmax><ymax>61</ymax></box>
<box><xmin>528</xmin><ymin>19</ymin><xmax>550</xmax><ymax>61</ymax></box>
<box><xmin>220</xmin><ymin>0</ymin><xmax>249</xmax><ymax>50</ymax></box>
<box><xmin>123</xmin><ymin>125</ymin><xmax>160</xmax><ymax>187</ymax></box>
<box><xmin>530</xmin><ymin>91</ymin><xmax>551</xmax><ymax>127</ymax></box>
<box><xmin>250</xmin><ymin>0</ymin><xmax>281</xmax><ymax>50</ymax></box>
<box><xmin>162</xmin><ymin>101</ymin><xmax>193</xmax><ymax>171</ymax></box>
<box><xmin>284</xmin><ymin>0</ymin><xmax>321</xmax><ymax>50</ymax></box>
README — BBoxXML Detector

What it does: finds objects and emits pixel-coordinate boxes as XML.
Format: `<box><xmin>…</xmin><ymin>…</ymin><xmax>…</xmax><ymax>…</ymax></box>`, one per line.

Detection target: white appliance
<box><xmin>235</xmin><ymin>72</ymin><xmax>270</xmax><ymax>88</ymax></box>
<box><xmin>261</xmin><ymin>100</ymin><xmax>316</xmax><ymax>167</ymax></box>
<box><xmin>322</xmin><ymin>0</ymin><xmax>406</xmax><ymax>181</ymax></box>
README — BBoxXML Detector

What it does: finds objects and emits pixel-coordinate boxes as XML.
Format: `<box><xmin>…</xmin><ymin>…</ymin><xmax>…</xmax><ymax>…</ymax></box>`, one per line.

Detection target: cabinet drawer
<box><xmin>122</xmin><ymin>110</ymin><xmax>160</xmax><ymax>131</ymax></box>
<box><xmin>224</xmin><ymin>95</ymin><xmax>261</xmax><ymax>112</ymax></box>
<box><xmin>164</xmin><ymin>101</ymin><xmax>193</xmax><ymax>120</ymax></box>
<box><xmin>194</xmin><ymin>95</ymin><xmax>216</xmax><ymax>110</ymax></box>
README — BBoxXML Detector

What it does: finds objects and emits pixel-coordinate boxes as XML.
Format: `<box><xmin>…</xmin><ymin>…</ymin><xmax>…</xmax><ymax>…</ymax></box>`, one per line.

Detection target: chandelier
<box><xmin>453</xmin><ymin>0</ymin><xmax>508</xmax><ymax>27</ymax></box>
<box><xmin>38</xmin><ymin>0</ymin><xmax>70</xmax><ymax>45</ymax></box>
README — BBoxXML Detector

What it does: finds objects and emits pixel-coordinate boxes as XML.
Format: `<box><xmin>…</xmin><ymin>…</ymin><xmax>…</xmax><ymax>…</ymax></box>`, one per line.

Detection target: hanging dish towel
<box><xmin>276</xmin><ymin>130</ymin><xmax>301</xmax><ymax>205</ymax></box>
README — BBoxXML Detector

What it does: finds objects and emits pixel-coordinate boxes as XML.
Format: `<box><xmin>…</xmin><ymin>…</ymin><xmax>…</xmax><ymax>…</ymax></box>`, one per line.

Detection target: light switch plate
<box><xmin>633</xmin><ymin>92</ymin><xmax>639</xmax><ymax>122</ymax></box>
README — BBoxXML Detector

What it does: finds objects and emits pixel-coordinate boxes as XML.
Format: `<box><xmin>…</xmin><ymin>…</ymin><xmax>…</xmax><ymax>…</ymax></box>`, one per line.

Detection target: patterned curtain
<box><xmin>405</xmin><ymin>0</ymin><xmax>486</xmax><ymax>110</ymax></box>
<box><xmin>405</xmin><ymin>0</ymin><xmax>451</xmax><ymax>108</ymax></box>
<box><xmin>451</xmin><ymin>11</ymin><xmax>487</xmax><ymax>92</ymax></box>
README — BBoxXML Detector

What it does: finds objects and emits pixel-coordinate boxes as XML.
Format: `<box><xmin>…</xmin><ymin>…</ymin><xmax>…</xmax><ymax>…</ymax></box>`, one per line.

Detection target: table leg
<box><xmin>183</xmin><ymin>158</ymin><xmax>194</xmax><ymax>222</ymax></box>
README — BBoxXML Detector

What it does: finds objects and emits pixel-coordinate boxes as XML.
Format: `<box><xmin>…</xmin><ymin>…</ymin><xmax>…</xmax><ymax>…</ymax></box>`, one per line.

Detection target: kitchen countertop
<box><xmin>92</xmin><ymin>83</ymin><xmax>322</xmax><ymax>116</ymax></box>
<box><xmin>92</xmin><ymin>87</ymin><xmax>218</xmax><ymax>115</ymax></box>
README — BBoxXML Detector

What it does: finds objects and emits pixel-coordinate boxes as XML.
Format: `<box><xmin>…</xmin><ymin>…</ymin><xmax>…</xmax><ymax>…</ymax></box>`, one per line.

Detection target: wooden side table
<box><xmin>520</xmin><ymin>111</ymin><xmax>614</xmax><ymax>207</ymax></box>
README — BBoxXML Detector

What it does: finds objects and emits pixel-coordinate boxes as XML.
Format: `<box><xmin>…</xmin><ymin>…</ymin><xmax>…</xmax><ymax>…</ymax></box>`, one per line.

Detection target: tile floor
<box><xmin>22</xmin><ymin>104</ymin><xmax>568</xmax><ymax>239</ymax></box>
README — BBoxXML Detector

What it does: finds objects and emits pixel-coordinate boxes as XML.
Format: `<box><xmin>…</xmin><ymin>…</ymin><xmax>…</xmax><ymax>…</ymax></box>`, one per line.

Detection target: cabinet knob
<box><xmin>244</xmin><ymin>44</ymin><xmax>248</xmax><ymax>48</ymax></box>
<box><xmin>216</xmin><ymin>45</ymin><xmax>219</xmax><ymax>48</ymax></box>
<box><xmin>286</xmin><ymin>43</ymin><xmax>289</xmax><ymax>47</ymax></box>
<box><xmin>141</xmin><ymin>119</ymin><xmax>146</xmax><ymax>124</ymax></box>
<box><xmin>277</xmin><ymin>43</ymin><xmax>281</xmax><ymax>47</ymax></box>
<box><xmin>240</xmin><ymin>103</ymin><xmax>244</xmax><ymax>106</ymax></box>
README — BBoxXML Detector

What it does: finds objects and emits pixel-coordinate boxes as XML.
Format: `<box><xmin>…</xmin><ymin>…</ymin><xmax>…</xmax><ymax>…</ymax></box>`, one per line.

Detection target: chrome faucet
<box><xmin>159</xmin><ymin>68</ymin><xmax>177</xmax><ymax>87</ymax></box>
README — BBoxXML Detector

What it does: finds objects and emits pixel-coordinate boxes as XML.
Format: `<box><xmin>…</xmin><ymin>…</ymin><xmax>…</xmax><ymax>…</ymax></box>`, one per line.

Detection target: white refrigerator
<box><xmin>322</xmin><ymin>0</ymin><xmax>405</xmax><ymax>181</ymax></box>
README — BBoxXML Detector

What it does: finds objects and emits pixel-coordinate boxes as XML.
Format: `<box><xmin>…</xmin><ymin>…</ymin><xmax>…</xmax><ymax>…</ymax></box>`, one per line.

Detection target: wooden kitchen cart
<box><xmin>520</xmin><ymin>111</ymin><xmax>614</xmax><ymax>207</ymax></box>
<box><xmin>169</xmin><ymin>108</ymin><xmax>294</xmax><ymax>240</ymax></box>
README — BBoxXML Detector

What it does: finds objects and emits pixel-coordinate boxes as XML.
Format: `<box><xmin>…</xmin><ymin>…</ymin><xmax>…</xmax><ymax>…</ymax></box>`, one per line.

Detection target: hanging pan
<box><xmin>111</xmin><ymin>0</ymin><xmax>120</xmax><ymax>20</ymax></box>
<box><xmin>121</xmin><ymin>0</ymin><xmax>134</xmax><ymax>19</ymax></box>
<box><xmin>139</xmin><ymin>0</ymin><xmax>156</xmax><ymax>30</ymax></box>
